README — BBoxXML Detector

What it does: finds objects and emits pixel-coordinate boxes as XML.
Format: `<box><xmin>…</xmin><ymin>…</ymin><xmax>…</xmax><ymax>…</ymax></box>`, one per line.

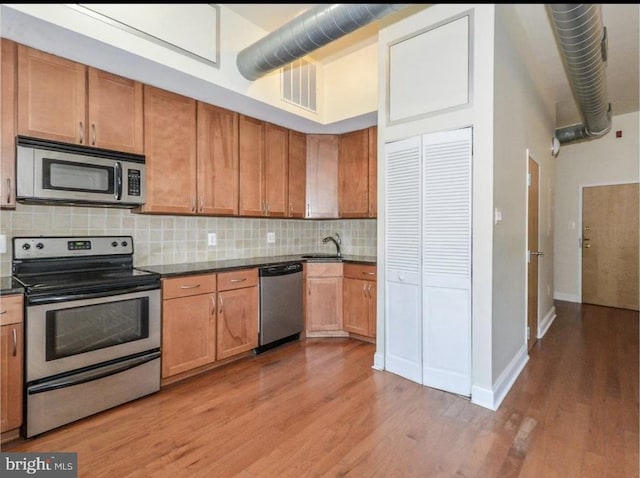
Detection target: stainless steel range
<box><xmin>12</xmin><ymin>235</ymin><xmax>161</xmax><ymax>438</ymax></box>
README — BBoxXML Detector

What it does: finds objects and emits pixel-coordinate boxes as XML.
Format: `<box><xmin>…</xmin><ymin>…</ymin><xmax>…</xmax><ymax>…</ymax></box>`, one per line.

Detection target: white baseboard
<box><xmin>372</xmin><ymin>352</ymin><xmax>385</xmax><ymax>371</ymax></box>
<box><xmin>553</xmin><ymin>291</ymin><xmax>580</xmax><ymax>303</ymax></box>
<box><xmin>538</xmin><ymin>305</ymin><xmax>557</xmax><ymax>338</ymax></box>
<box><xmin>471</xmin><ymin>344</ymin><xmax>529</xmax><ymax>411</ymax></box>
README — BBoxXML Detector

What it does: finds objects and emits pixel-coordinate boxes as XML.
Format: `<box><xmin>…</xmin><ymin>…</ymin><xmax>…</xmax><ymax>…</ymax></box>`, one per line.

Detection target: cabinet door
<box><xmin>343</xmin><ymin>278</ymin><xmax>370</xmax><ymax>336</ymax></box>
<box><xmin>197</xmin><ymin>102</ymin><xmax>239</xmax><ymax>215</ymax></box>
<box><xmin>339</xmin><ymin>128</ymin><xmax>369</xmax><ymax>218</ymax></box>
<box><xmin>141</xmin><ymin>85</ymin><xmax>197</xmax><ymax>214</ymax></box>
<box><xmin>288</xmin><ymin>130</ymin><xmax>306</xmax><ymax>218</ymax></box>
<box><xmin>368</xmin><ymin>126</ymin><xmax>377</xmax><ymax>218</ymax></box>
<box><xmin>305</xmin><ymin>277</ymin><xmax>343</xmax><ymax>331</ymax></box>
<box><xmin>367</xmin><ymin>280</ymin><xmax>377</xmax><ymax>338</ymax></box>
<box><xmin>87</xmin><ymin>67</ymin><xmax>144</xmax><ymax>154</ymax></box>
<box><xmin>1</xmin><ymin>39</ymin><xmax>17</xmax><ymax>208</ymax></box>
<box><xmin>264</xmin><ymin>123</ymin><xmax>288</xmax><ymax>217</ymax></box>
<box><xmin>238</xmin><ymin>115</ymin><xmax>265</xmax><ymax>216</ymax></box>
<box><xmin>162</xmin><ymin>293</ymin><xmax>217</xmax><ymax>377</ymax></box>
<box><xmin>17</xmin><ymin>45</ymin><xmax>86</xmax><ymax>145</ymax></box>
<box><xmin>0</xmin><ymin>323</ymin><xmax>23</xmax><ymax>433</ymax></box>
<box><xmin>306</xmin><ymin>134</ymin><xmax>339</xmax><ymax>218</ymax></box>
<box><xmin>217</xmin><ymin>286</ymin><xmax>259</xmax><ymax>360</ymax></box>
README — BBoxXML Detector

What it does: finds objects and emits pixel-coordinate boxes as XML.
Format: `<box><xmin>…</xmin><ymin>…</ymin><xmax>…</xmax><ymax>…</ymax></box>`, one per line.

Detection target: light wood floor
<box><xmin>3</xmin><ymin>301</ymin><xmax>638</xmax><ymax>477</ymax></box>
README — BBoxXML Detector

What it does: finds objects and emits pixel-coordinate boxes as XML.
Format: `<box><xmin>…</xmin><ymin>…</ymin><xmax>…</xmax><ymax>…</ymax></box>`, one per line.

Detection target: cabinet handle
<box><xmin>289</xmin><ymin>202</ymin><xmax>293</xmax><ymax>215</ymax></box>
<box><xmin>308</xmin><ymin>285</ymin><xmax>311</xmax><ymax>296</ymax></box>
<box><xmin>180</xmin><ymin>284</ymin><xmax>201</xmax><ymax>290</ymax></box>
<box><xmin>218</xmin><ymin>294</ymin><xmax>224</xmax><ymax>314</ymax></box>
<box><xmin>230</xmin><ymin>278</ymin><xmax>246</xmax><ymax>283</ymax></box>
<box><xmin>362</xmin><ymin>271</ymin><xmax>376</xmax><ymax>276</ymax></box>
<box><xmin>211</xmin><ymin>294</ymin><xmax>216</xmax><ymax>315</ymax></box>
<box><xmin>91</xmin><ymin>124</ymin><xmax>96</xmax><ymax>145</ymax></box>
<box><xmin>307</xmin><ymin>203</ymin><xmax>310</xmax><ymax>217</ymax></box>
<box><xmin>199</xmin><ymin>195</ymin><xmax>204</xmax><ymax>212</ymax></box>
<box><xmin>6</xmin><ymin>178</ymin><xmax>11</xmax><ymax>204</ymax></box>
<box><xmin>362</xmin><ymin>283</ymin><xmax>368</xmax><ymax>298</ymax></box>
<box><xmin>12</xmin><ymin>328</ymin><xmax>17</xmax><ymax>357</ymax></box>
<box><xmin>0</xmin><ymin>310</ymin><xmax>6</xmax><ymax>315</ymax></box>
<box><xmin>191</xmin><ymin>197</ymin><xmax>196</xmax><ymax>213</ymax></box>
<box><xmin>367</xmin><ymin>283</ymin><xmax>372</xmax><ymax>298</ymax></box>
<box><xmin>79</xmin><ymin>121</ymin><xmax>84</xmax><ymax>144</ymax></box>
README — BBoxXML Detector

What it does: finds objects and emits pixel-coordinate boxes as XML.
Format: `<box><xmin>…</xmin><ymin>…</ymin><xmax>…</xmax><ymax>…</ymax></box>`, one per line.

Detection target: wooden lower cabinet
<box><xmin>1</xmin><ymin>294</ymin><xmax>24</xmax><ymax>438</ymax></box>
<box><xmin>216</xmin><ymin>269</ymin><xmax>259</xmax><ymax>360</ymax></box>
<box><xmin>161</xmin><ymin>274</ymin><xmax>217</xmax><ymax>378</ymax></box>
<box><xmin>343</xmin><ymin>264</ymin><xmax>377</xmax><ymax>339</ymax></box>
<box><xmin>161</xmin><ymin>269</ymin><xmax>259</xmax><ymax>379</ymax></box>
<box><xmin>304</xmin><ymin>262</ymin><xmax>344</xmax><ymax>333</ymax></box>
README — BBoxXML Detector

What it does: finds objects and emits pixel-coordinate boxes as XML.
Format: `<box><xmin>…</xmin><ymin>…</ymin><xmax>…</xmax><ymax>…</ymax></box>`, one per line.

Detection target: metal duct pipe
<box><xmin>237</xmin><ymin>4</ymin><xmax>409</xmax><ymax>81</ymax></box>
<box><xmin>546</xmin><ymin>4</ymin><xmax>612</xmax><ymax>144</ymax></box>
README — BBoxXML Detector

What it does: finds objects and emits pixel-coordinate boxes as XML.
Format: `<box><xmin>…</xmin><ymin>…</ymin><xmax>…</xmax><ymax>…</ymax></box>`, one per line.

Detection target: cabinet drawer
<box><xmin>304</xmin><ymin>262</ymin><xmax>343</xmax><ymax>278</ymax></box>
<box><xmin>162</xmin><ymin>274</ymin><xmax>216</xmax><ymax>300</ymax></box>
<box><xmin>217</xmin><ymin>268</ymin><xmax>258</xmax><ymax>291</ymax></box>
<box><xmin>0</xmin><ymin>294</ymin><xmax>23</xmax><ymax>326</ymax></box>
<box><xmin>343</xmin><ymin>264</ymin><xmax>376</xmax><ymax>281</ymax></box>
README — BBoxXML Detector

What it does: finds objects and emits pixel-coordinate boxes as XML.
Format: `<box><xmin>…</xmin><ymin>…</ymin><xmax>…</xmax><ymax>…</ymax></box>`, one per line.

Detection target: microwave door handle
<box><xmin>114</xmin><ymin>161</ymin><xmax>123</xmax><ymax>200</ymax></box>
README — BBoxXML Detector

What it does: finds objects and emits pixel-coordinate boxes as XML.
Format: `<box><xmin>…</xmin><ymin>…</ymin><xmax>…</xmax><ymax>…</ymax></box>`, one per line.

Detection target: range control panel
<box><xmin>13</xmin><ymin>236</ymin><xmax>134</xmax><ymax>260</ymax></box>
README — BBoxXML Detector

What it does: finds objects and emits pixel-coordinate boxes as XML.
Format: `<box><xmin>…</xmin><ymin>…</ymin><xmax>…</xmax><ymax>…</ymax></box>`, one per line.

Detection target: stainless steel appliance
<box><xmin>256</xmin><ymin>263</ymin><xmax>303</xmax><ymax>354</ymax></box>
<box><xmin>12</xmin><ymin>236</ymin><xmax>161</xmax><ymax>438</ymax></box>
<box><xmin>16</xmin><ymin>136</ymin><xmax>146</xmax><ymax>207</ymax></box>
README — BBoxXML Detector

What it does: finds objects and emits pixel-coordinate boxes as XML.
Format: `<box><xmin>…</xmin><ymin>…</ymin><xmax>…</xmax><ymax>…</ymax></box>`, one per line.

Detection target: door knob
<box><xmin>584</xmin><ymin>244</ymin><xmax>591</xmax><ymax>249</ymax></box>
<box><xmin>531</xmin><ymin>251</ymin><xmax>544</xmax><ymax>257</ymax></box>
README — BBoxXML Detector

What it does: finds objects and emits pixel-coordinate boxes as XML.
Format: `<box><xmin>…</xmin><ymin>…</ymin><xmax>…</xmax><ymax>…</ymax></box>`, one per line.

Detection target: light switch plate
<box><xmin>208</xmin><ymin>233</ymin><xmax>217</xmax><ymax>246</ymax></box>
<box><xmin>267</xmin><ymin>232</ymin><xmax>275</xmax><ymax>244</ymax></box>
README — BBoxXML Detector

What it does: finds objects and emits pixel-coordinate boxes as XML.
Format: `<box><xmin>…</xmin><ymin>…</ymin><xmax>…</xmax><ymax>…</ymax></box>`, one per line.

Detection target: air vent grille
<box><xmin>282</xmin><ymin>58</ymin><xmax>317</xmax><ymax>112</ymax></box>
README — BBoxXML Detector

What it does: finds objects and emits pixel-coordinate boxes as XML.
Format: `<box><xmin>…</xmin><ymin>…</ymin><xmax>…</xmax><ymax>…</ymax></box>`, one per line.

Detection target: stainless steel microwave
<box><xmin>16</xmin><ymin>136</ymin><xmax>146</xmax><ymax>207</ymax></box>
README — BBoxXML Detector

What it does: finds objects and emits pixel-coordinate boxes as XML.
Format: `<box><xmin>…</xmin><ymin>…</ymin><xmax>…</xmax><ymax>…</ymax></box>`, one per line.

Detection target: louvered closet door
<box><xmin>422</xmin><ymin>127</ymin><xmax>472</xmax><ymax>396</ymax></box>
<box><xmin>384</xmin><ymin>136</ymin><xmax>423</xmax><ymax>383</ymax></box>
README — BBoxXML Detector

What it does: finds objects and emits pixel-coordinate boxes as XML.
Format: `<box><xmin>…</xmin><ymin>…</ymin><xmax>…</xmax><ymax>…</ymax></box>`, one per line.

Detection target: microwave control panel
<box><xmin>128</xmin><ymin>170</ymin><xmax>141</xmax><ymax>196</ymax></box>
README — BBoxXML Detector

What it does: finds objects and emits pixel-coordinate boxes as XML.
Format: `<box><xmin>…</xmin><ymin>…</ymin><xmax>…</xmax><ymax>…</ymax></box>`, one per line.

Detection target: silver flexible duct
<box><xmin>546</xmin><ymin>4</ymin><xmax>612</xmax><ymax>144</ymax></box>
<box><xmin>236</xmin><ymin>4</ymin><xmax>409</xmax><ymax>81</ymax></box>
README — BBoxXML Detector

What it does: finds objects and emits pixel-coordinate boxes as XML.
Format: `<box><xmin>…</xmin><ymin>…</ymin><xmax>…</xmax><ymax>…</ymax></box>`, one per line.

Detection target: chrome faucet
<box><xmin>322</xmin><ymin>232</ymin><xmax>342</xmax><ymax>257</ymax></box>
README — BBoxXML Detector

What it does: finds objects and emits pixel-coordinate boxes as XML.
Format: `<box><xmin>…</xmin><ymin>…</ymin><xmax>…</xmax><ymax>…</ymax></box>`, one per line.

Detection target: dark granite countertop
<box><xmin>0</xmin><ymin>276</ymin><xmax>25</xmax><ymax>296</ymax></box>
<box><xmin>138</xmin><ymin>254</ymin><xmax>376</xmax><ymax>278</ymax></box>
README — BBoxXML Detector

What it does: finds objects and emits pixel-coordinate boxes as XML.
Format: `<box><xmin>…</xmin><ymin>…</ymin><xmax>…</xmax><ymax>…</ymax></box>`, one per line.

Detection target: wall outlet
<box><xmin>208</xmin><ymin>233</ymin><xmax>217</xmax><ymax>246</ymax></box>
<box><xmin>0</xmin><ymin>234</ymin><xmax>5</xmax><ymax>254</ymax></box>
<box><xmin>267</xmin><ymin>232</ymin><xmax>276</xmax><ymax>244</ymax></box>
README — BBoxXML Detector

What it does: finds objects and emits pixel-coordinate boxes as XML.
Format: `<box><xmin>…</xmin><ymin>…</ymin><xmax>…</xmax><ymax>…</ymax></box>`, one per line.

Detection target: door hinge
<box><xmin>527</xmin><ymin>173</ymin><xmax>532</xmax><ymax>187</ymax></box>
<box><xmin>527</xmin><ymin>326</ymin><xmax>531</xmax><ymax>340</ymax></box>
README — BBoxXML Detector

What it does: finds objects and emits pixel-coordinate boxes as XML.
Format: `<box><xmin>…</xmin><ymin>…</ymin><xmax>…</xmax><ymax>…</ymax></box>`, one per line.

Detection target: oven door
<box><xmin>26</xmin><ymin>288</ymin><xmax>160</xmax><ymax>382</ymax></box>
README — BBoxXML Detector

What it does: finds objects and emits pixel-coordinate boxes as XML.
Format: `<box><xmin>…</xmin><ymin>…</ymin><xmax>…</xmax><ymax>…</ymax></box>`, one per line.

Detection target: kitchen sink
<box><xmin>300</xmin><ymin>254</ymin><xmax>342</xmax><ymax>261</ymax></box>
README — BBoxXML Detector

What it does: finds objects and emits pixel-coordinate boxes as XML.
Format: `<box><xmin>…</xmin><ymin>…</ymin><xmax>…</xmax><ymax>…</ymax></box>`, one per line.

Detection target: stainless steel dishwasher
<box><xmin>256</xmin><ymin>263</ymin><xmax>303</xmax><ymax>353</ymax></box>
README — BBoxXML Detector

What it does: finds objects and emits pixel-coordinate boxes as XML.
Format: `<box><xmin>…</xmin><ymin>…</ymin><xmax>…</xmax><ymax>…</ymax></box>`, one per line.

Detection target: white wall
<box><xmin>554</xmin><ymin>112</ymin><xmax>640</xmax><ymax>302</ymax></box>
<box><xmin>492</xmin><ymin>5</ymin><xmax>556</xmax><ymax>393</ymax></box>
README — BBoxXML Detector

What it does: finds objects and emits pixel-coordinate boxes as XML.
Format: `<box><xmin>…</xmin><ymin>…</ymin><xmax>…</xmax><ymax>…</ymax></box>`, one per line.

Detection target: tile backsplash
<box><xmin>0</xmin><ymin>204</ymin><xmax>377</xmax><ymax>275</ymax></box>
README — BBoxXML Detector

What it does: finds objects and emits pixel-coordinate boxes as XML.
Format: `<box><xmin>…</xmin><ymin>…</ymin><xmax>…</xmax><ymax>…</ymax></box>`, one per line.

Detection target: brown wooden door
<box><xmin>582</xmin><ymin>183</ymin><xmax>639</xmax><ymax>310</ymax></box>
<box><xmin>1</xmin><ymin>39</ymin><xmax>17</xmax><ymax>208</ymax></box>
<box><xmin>87</xmin><ymin>67</ymin><xmax>144</xmax><ymax>154</ymax></box>
<box><xmin>216</xmin><ymin>286</ymin><xmax>259</xmax><ymax>360</ymax></box>
<box><xmin>288</xmin><ymin>130</ymin><xmax>306</xmax><ymax>218</ymax></box>
<box><xmin>368</xmin><ymin>126</ymin><xmax>378</xmax><ymax>218</ymax></box>
<box><xmin>196</xmin><ymin>102</ymin><xmax>239</xmax><ymax>215</ymax></box>
<box><xmin>141</xmin><ymin>85</ymin><xmax>197</xmax><ymax>214</ymax></box>
<box><xmin>264</xmin><ymin>122</ymin><xmax>288</xmax><ymax>217</ymax></box>
<box><xmin>339</xmin><ymin>128</ymin><xmax>369</xmax><ymax>218</ymax></box>
<box><xmin>343</xmin><ymin>277</ymin><xmax>370</xmax><ymax>336</ymax></box>
<box><xmin>367</xmin><ymin>278</ymin><xmax>377</xmax><ymax>338</ymax></box>
<box><xmin>17</xmin><ymin>45</ymin><xmax>86</xmax><ymax>145</ymax></box>
<box><xmin>527</xmin><ymin>157</ymin><xmax>540</xmax><ymax>351</ymax></box>
<box><xmin>306</xmin><ymin>134</ymin><xmax>339</xmax><ymax>218</ymax></box>
<box><xmin>239</xmin><ymin>115</ymin><xmax>265</xmax><ymax>217</ymax></box>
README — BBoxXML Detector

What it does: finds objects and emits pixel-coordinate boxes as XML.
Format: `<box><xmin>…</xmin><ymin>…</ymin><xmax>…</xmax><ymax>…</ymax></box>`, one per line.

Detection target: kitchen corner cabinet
<box><xmin>1</xmin><ymin>39</ymin><xmax>17</xmax><ymax>208</ymax></box>
<box><xmin>304</xmin><ymin>262</ymin><xmax>344</xmax><ymax>333</ymax></box>
<box><xmin>140</xmin><ymin>85</ymin><xmax>197</xmax><ymax>214</ymax></box>
<box><xmin>161</xmin><ymin>274</ymin><xmax>217</xmax><ymax>378</ymax></box>
<box><xmin>339</xmin><ymin>126</ymin><xmax>377</xmax><ymax>218</ymax></box>
<box><xmin>197</xmin><ymin>102</ymin><xmax>239</xmax><ymax>215</ymax></box>
<box><xmin>1</xmin><ymin>294</ymin><xmax>24</xmax><ymax>435</ymax></box>
<box><xmin>17</xmin><ymin>44</ymin><xmax>143</xmax><ymax>153</ymax></box>
<box><xmin>216</xmin><ymin>269</ymin><xmax>259</xmax><ymax>360</ymax></box>
<box><xmin>287</xmin><ymin>129</ymin><xmax>306</xmax><ymax>218</ymax></box>
<box><xmin>239</xmin><ymin>115</ymin><xmax>288</xmax><ymax>217</ymax></box>
<box><xmin>306</xmin><ymin>134</ymin><xmax>339</xmax><ymax>218</ymax></box>
<box><xmin>343</xmin><ymin>264</ymin><xmax>377</xmax><ymax>338</ymax></box>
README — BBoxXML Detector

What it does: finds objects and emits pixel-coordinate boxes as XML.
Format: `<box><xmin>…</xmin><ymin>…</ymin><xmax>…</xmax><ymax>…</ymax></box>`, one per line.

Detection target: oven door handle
<box><xmin>27</xmin><ymin>350</ymin><xmax>160</xmax><ymax>395</ymax></box>
<box><xmin>26</xmin><ymin>283</ymin><xmax>160</xmax><ymax>305</ymax></box>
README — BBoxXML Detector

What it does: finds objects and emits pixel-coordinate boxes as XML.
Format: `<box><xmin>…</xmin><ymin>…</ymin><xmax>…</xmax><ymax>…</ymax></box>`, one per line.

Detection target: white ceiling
<box><xmin>224</xmin><ymin>4</ymin><xmax>640</xmax><ymax>128</ymax></box>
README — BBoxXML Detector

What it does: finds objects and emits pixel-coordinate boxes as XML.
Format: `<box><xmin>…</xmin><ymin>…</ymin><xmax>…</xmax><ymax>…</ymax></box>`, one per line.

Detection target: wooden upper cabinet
<box><xmin>140</xmin><ymin>85</ymin><xmax>197</xmax><ymax>214</ymax></box>
<box><xmin>264</xmin><ymin>122</ymin><xmax>288</xmax><ymax>217</ymax></box>
<box><xmin>16</xmin><ymin>45</ymin><xmax>143</xmax><ymax>154</ymax></box>
<box><xmin>197</xmin><ymin>102</ymin><xmax>239</xmax><ymax>215</ymax></box>
<box><xmin>306</xmin><ymin>134</ymin><xmax>339</xmax><ymax>218</ymax></box>
<box><xmin>1</xmin><ymin>39</ymin><xmax>17</xmax><ymax>208</ymax></box>
<box><xmin>288</xmin><ymin>130</ymin><xmax>306</xmax><ymax>218</ymax></box>
<box><xmin>238</xmin><ymin>115</ymin><xmax>289</xmax><ymax>217</ymax></box>
<box><xmin>339</xmin><ymin>128</ymin><xmax>370</xmax><ymax>218</ymax></box>
<box><xmin>368</xmin><ymin>126</ymin><xmax>377</xmax><ymax>218</ymax></box>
